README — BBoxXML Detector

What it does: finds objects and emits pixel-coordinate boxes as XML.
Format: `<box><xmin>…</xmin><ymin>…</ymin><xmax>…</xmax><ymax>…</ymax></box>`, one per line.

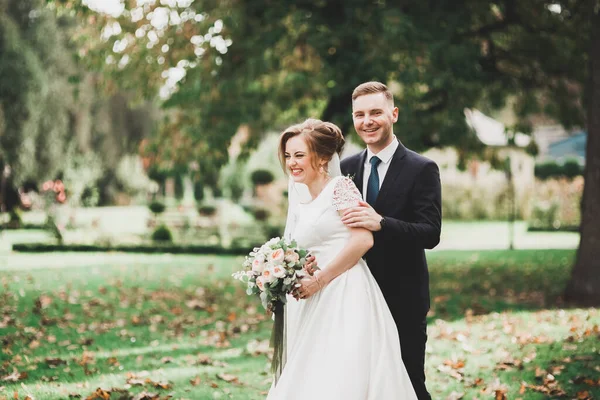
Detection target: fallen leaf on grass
<box><xmin>216</xmin><ymin>373</ymin><xmax>238</xmax><ymax>383</ymax></box>
<box><xmin>495</xmin><ymin>358</ymin><xmax>523</xmax><ymax>371</ymax></box>
<box><xmin>131</xmin><ymin>392</ymin><xmax>160</xmax><ymax>400</ymax></box>
<box><xmin>443</xmin><ymin>359</ymin><xmax>465</xmax><ymax>369</ymax></box>
<box><xmin>45</xmin><ymin>358</ymin><xmax>67</xmax><ymax>367</ymax></box>
<box><xmin>196</xmin><ymin>354</ymin><xmax>226</xmax><ymax>367</ymax></box>
<box><xmin>145</xmin><ymin>379</ymin><xmax>172</xmax><ymax>390</ymax></box>
<box><xmin>246</xmin><ymin>340</ymin><xmax>271</xmax><ymax>356</ymax></box>
<box><xmin>85</xmin><ymin>388</ymin><xmax>111</xmax><ymax>400</ymax></box>
<box><xmin>436</xmin><ymin>364</ymin><xmax>463</xmax><ymax>381</ymax></box>
<box><xmin>185</xmin><ymin>300</ymin><xmax>206</xmax><ymax>311</ymax></box>
<box><xmin>190</xmin><ymin>376</ymin><xmax>201</xmax><ymax>386</ymax></box>
<box><xmin>106</xmin><ymin>357</ymin><xmax>120</xmax><ymax>366</ymax></box>
<box><xmin>469</xmin><ymin>378</ymin><xmax>485</xmax><ymax>387</ymax></box>
<box><xmin>126</xmin><ymin>378</ymin><xmax>146</xmax><ymax>386</ymax></box>
<box><xmin>446</xmin><ymin>391</ymin><xmax>464</xmax><ymax>400</ymax></box>
<box><xmin>1</xmin><ymin>370</ymin><xmax>27</xmax><ymax>382</ymax></box>
<box><xmin>573</xmin><ymin>376</ymin><xmax>600</xmax><ymax>386</ymax></box>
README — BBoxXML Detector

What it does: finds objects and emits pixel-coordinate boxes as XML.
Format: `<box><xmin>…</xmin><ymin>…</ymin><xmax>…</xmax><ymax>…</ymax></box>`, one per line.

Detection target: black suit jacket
<box><xmin>341</xmin><ymin>142</ymin><xmax>442</xmax><ymax>322</ymax></box>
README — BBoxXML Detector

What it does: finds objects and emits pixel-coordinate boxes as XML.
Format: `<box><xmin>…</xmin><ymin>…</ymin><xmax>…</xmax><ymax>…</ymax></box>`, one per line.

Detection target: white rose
<box><xmin>255</xmin><ymin>276</ymin><xmax>266</xmax><ymax>291</ymax></box>
<box><xmin>252</xmin><ymin>258</ymin><xmax>265</xmax><ymax>273</ymax></box>
<box><xmin>267</xmin><ymin>237</ymin><xmax>281</xmax><ymax>246</ymax></box>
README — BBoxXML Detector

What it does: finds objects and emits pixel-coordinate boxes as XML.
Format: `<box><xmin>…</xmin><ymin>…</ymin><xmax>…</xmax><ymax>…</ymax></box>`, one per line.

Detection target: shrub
<box><xmin>534</xmin><ymin>161</ymin><xmax>562</xmax><ymax>180</ymax></box>
<box><xmin>252</xmin><ymin>207</ymin><xmax>270</xmax><ymax>221</ymax></box>
<box><xmin>198</xmin><ymin>204</ymin><xmax>217</xmax><ymax>216</ymax></box>
<box><xmin>534</xmin><ymin>159</ymin><xmax>583</xmax><ymax>180</ymax></box>
<box><xmin>194</xmin><ymin>181</ymin><xmax>205</xmax><ymax>202</ymax></box>
<box><xmin>251</xmin><ymin>169</ymin><xmax>275</xmax><ymax>186</ymax></box>
<box><xmin>264</xmin><ymin>223</ymin><xmax>285</xmax><ymax>238</ymax></box>
<box><xmin>151</xmin><ymin>225</ymin><xmax>173</xmax><ymax>242</ymax></box>
<box><xmin>562</xmin><ymin>159</ymin><xmax>583</xmax><ymax>179</ymax></box>
<box><xmin>149</xmin><ymin>201</ymin><xmax>166</xmax><ymax>214</ymax></box>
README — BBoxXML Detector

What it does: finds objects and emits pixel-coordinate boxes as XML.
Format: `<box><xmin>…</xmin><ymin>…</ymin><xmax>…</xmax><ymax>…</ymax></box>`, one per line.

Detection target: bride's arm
<box><xmin>298</xmin><ymin>226</ymin><xmax>372</xmax><ymax>299</ymax></box>
<box><xmin>318</xmin><ymin>226</ymin><xmax>373</xmax><ymax>285</ymax></box>
<box><xmin>297</xmin><ymin>176</ymin><xmax>371</xmax><ymax>299</ymax></box>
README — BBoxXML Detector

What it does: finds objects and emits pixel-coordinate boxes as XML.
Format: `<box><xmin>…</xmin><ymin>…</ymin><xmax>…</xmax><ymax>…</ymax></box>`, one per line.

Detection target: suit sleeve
<box><xmin>374</xmin><ymin>160</ymin><xmax>441</xmax><ymax>249</ymax></box>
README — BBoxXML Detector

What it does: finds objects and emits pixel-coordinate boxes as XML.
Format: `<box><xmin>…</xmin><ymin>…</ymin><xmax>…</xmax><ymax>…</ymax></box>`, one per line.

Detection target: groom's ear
<box><xmin>392</xmin><ymin>106</ymin><xmax>399</xmax><ymax>122</ymax></box>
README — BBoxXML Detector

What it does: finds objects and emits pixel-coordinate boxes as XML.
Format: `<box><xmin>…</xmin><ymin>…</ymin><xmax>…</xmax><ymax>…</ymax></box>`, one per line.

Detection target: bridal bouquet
<box><xmin>232</xmin><ymin>237</ymin><xmax>311</xmax><ymax>310</ymax></box>
<box><xmin>232</xmin><ymin>237</ymin><xmax>311</xmax><ymax>381</ymax></box>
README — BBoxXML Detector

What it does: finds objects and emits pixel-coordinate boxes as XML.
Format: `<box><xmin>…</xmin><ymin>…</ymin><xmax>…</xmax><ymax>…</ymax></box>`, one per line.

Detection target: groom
<box><xmin>340</xmin><ymin>81</ymin><xmax>441</xmax><ymax>400</ymax></box>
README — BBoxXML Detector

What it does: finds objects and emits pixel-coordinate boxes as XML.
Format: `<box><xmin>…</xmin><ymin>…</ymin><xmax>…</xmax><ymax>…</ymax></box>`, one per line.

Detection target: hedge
<box><xmin>12</xmin><ymin>243</ymin><xmax>254</xmax><ymax>255</ymax></box>
<box><xmin>534</xmin><ymin>159</ymin><xmax>583</xmax><ymax>180</ymax></box>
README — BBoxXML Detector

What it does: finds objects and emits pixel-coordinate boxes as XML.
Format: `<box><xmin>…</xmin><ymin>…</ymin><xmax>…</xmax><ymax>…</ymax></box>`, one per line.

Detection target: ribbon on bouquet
<box><xmin>270</xmin><ymin>301</ymin><xmax>286</xmax><ymax>385</ymax></box>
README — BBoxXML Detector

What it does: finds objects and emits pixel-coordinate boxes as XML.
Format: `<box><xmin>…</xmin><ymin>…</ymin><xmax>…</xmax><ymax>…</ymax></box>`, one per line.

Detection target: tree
<box><xmin>55</xmin><ymin>0</ymin><xmax>598</xmax><ymax>304</ymax></box>
<box><xmin>565</xmin><ymin>5</ymin><xmax>599</xmax><ymax>306</ymax></box>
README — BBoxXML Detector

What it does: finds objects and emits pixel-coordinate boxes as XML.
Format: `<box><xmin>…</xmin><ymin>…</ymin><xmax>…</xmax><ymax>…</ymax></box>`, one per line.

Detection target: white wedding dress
<box><xmin>267</xmin><ymin>176</ymin><xmax>417</xmax><ymax>400</ymax></box>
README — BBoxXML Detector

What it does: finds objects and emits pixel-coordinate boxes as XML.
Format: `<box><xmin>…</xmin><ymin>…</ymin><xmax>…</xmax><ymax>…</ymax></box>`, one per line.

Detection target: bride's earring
<box><xmin>320</xmin><ymin>164</ymin><xmax>329</xmax><ymax>176</ymax></box>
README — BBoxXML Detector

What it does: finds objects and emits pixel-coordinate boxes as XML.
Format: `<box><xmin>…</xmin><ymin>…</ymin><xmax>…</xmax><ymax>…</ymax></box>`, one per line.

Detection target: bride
<box><xmin>266</xmin><ymin>118</ymin><xmax>417</xmax><ymax>399</ymax></box>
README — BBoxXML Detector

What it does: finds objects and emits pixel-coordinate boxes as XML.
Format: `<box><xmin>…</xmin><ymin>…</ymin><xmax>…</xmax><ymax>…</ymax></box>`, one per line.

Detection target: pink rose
<box><xmin>284</xmin><ymin>249</ymin><xmax>300</xmax><ymax>263</ymax></box>
<box><xmin>255</xmin><ymin>277</ymin><xmax>265</xmax><ymax>291</ymax></box>
<box><xmin>42</xmin><ymin>181</ymin><xmax>54</xmax><ymax>191</ymax></box>
<box><xmin>270</xmin><ymin>248</ymin><xmax>285</xmax><ymax>263</ymax></box>
<box><xmin>56</xmin><ymin>191</ymin><xmax>67</xmax><ymax>203</ymax></box>
<box><xmin>272</xmin><ymin>265</ymin><xmax>285</xmax><ymax>278</ymax></box>
<box><xmin>262</xmin><ymin>267</ymin><xmax>276</xmax><ymax>283</ymax></box>
<box><xmin>53</xmin><ymin>180</ymin><xmax>65</xmax><ymax>193</ymax></box>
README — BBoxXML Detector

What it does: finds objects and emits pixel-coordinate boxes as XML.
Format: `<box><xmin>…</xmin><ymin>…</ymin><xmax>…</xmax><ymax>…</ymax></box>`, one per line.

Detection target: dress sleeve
<box><xmin>332</xmin><ymin>177</ymin><xmax>362</xmax><ymax>211</ymax></box>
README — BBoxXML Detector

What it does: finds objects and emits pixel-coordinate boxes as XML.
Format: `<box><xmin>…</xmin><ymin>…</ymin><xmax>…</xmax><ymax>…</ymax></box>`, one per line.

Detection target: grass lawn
<box><xmin>1</xmin><ymin>251</ymin><xmax>598</xmax><ymax>400</ymax></box>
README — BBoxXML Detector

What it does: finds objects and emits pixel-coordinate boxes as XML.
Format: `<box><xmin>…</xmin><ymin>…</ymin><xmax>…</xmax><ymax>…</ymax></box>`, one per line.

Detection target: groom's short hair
<box><xmin>352</xmin><ymin>81</ymin><xmax>394</xmax><ymax>104</ymax></box>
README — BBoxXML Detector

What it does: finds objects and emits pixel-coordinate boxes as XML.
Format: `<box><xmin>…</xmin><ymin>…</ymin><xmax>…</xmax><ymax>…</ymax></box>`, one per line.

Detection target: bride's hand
<box><xmin>296</xmin><ymin>272</ymin><xmax>325</xmax><ymax>299</ymax></box>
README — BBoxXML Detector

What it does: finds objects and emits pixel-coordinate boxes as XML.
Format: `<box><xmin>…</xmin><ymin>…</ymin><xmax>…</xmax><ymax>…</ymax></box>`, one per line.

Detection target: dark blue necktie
<box><xmin>366</xmin><ymin>156</ymin><xmax>382</xmax><ymax>206</ymax></box>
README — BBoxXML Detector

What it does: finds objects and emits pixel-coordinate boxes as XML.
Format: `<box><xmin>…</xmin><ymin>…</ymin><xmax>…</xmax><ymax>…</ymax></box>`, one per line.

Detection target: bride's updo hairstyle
<box><xmin>278</xmin><ymin>118</ymin><xmax>345</xmax><ymax>172</ymax></box>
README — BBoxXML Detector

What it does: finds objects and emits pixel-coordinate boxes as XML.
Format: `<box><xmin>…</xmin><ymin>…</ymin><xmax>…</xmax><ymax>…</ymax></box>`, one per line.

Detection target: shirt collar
<box><xmin>366</xmin><ymin>135</ymin><xmax>398</xmax><ymax>165</ymax></box>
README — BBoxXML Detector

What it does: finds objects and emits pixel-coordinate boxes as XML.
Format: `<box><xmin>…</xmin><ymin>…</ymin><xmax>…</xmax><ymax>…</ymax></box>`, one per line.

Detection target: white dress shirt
<box><xmin>362</xmin><ymin>136</ymin><xmax>399</xmax><ymax>201</ymax></box>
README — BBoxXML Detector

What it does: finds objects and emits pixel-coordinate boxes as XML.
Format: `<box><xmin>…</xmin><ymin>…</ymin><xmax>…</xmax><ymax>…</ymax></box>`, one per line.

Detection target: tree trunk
<box><xmin>565</xmin><ymin>7</ymin><xmax>600</xmax><ymax>306</ymax></box>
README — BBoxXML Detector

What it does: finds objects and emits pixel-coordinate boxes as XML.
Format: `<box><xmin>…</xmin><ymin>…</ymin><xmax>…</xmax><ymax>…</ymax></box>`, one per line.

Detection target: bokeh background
<box><xmin>0</xmin><ymin>1</ymin><xmax>598</xmax><ymax>399</ymax></box>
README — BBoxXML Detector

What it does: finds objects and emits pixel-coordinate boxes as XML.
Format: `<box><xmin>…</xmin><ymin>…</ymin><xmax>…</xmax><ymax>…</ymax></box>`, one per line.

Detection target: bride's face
<box><xmin>284</xmin><ymin>135</ymin><xmax>322</xmax><ymax>185</ymax></box>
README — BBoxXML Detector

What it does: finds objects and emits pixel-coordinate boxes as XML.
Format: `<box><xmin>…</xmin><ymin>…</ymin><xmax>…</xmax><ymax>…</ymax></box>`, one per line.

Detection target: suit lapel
<box><xmin>375</xmin><ymin>143</ymin><xmax>408</xmax><ymax>210</ymax></box>
<box><xmin>353</xmin><ymin>149</ymin><xmax>368</xmax><ymax>196</ymax></box>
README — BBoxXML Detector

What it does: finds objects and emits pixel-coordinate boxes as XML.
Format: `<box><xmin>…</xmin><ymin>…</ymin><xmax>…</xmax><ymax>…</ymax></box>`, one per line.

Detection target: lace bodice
<box><xmin>332</xmin><ymin>176</ymin><xmax>362</xmax><ymax>210</ymax></box>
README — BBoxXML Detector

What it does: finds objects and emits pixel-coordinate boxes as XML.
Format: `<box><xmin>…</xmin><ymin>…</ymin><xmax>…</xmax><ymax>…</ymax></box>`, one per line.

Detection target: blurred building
<box><xmin>545</xmin><ymin>130</ymin><xmax>587</xmax><ymax>165</ymax></box>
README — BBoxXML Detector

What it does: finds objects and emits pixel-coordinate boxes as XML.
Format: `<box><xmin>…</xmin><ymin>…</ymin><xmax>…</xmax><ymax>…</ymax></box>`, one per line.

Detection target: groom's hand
<box><xmin>304</xmin><ymin>255</ymin><xmax>318</xmax><ymax>275</ymax></box>
<box><xmin>341</xmin><ymin>201</ymin><xmax>382</xmax><ymax>232</ymax></box>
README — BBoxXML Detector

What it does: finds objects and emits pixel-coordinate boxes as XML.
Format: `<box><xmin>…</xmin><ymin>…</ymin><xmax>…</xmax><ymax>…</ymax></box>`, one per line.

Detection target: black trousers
<box><xmin>397</xmin><ymin>316</ymin><xmax>431</xmax><ymax>400</ymax></box>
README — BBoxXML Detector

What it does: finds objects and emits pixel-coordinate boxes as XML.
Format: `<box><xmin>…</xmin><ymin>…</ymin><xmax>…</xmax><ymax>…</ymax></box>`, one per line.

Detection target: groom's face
<box><xmin>352</xmin><ymin>93</ymin><xmax>398</xmax><ymax>153</ymax></box>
